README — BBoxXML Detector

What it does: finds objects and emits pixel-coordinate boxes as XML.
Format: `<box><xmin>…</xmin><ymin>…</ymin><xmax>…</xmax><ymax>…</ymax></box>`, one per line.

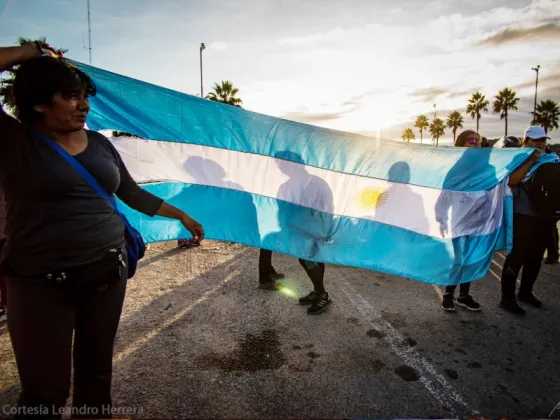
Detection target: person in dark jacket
<box><xmin>0</xmin><ymin>42</ymin><xmax>204</xmax><ymax>418</ymax></box>
<box><xmin>499</xmin><ymin>126</ymin><xmax>554</xmax><ymax>315</ymax></box>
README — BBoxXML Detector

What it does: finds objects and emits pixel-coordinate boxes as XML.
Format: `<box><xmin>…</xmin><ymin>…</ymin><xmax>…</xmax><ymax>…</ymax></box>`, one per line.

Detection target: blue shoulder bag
<box><xmin>37</xmin><ymin>133</ymin><xmax>145</xmax><ymax>278</ymax></box>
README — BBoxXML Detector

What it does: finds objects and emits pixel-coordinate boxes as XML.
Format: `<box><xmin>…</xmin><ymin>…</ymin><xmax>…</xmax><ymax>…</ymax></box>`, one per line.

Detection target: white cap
<box><xmin>524</xmin><ymin>125</ymin><xmax>550</xmax><ymax>140</ymax></box>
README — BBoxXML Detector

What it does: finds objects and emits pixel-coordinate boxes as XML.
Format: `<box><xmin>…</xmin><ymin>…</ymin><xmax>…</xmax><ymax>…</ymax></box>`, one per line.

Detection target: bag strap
<box><xmin>36</xmin><ymin>131</ymin><xmax>121</xmax><ymax>215</ymax></box>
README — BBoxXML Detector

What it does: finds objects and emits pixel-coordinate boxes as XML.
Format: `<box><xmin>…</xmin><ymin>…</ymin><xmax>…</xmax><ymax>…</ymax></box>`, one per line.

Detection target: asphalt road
<box><xmin>1</xmin><ymin>241</ymin><xmax>559</xmax><ymax>419</ymax></box>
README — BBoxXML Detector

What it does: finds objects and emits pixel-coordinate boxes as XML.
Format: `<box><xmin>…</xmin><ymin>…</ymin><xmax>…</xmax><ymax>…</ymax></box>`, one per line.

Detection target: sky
<box><xmin>1</xmin><ymin>0</ymin><xmax>559</xmax><ymax>144</ymax></box>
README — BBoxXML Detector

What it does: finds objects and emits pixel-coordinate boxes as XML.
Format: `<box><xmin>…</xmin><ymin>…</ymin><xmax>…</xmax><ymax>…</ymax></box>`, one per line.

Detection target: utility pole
<box><xmin>87</xmin><ymin>0</ymin><xmax>92</xmax><ymax>64</ymax></box>
<box><xmin>200</xmin><ymin>42</ymin><xmax>206</xmax><ymax>97</ymax></box>
<box><xmin>531</xmin><ymin>65</ymin><xmax>540</xmax><ymax>119</ymax></box>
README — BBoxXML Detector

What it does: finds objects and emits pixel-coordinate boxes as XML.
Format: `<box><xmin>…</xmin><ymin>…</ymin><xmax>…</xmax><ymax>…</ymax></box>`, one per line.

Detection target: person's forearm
<box><xmin>156</xmin><ymin>201</ymin><xmax>188</xmax><ymax>221</ymax></box>
<box><xmin>0</xmin><ymin>44</ymin><xmax>37</xmax><ymax>72</ymax></box>
<box><xmin>508</xmin><ymin>160</ymin><xmax>534</xmax><ymax>186</ymax></box>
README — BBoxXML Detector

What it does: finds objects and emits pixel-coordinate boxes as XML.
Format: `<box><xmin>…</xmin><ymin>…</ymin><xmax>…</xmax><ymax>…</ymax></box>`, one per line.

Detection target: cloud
<box><xmin>281</xmin><ymin>111</ymin><xmax>346</xmax><ymax>123</ymax></box>
<box><xmin>511</xmin><ymin>69</ymin><xmax>560</xmax><ymax>91</ymax></box>
<box><xmin>477</xmin><ymin>22</ymin><xmax>560</xmax><ymax>46</ymax></box>
<box><xmin>410</xmin><ymin>87</ymin><xmax>449</xmax><ymax>102</ymax></box>
<box><xmin>447</xmin><ymin>87</ymin><xmax>483</xmax><ymax>99</ymax></box>
<box><xmin>209</xmin><ymin>41</ymin><xmax>228</xmax><ymax>51</ymax></box>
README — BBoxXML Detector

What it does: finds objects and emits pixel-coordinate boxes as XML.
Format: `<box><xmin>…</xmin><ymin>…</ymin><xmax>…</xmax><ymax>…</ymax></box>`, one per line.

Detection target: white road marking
<box><xmin>433</xmin><ymin>285</ymin><xmax>444</xmax><ymax>299</ymax></box>
<box><xmin>114</xmin><ymin>269</ymin><xmax>240</xmax><ymax>363</ymax></box>
<box><xmin>340</xmin><ymin>281</ymin><xmax>480</xmax><ymax>419</ymax></box>
<box><xmin>492</xmin><ymin>259</ymin><xmax>503</xmax><ymax>270</ymax></box>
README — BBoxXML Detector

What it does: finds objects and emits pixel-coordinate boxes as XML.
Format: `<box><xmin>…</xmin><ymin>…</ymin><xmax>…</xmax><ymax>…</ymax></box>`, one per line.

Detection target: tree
<box><xmin>206</xmin><ymin>80</ymin><xmax>243</xmax><ymax>108</ymax></box>
<box><xmin>466</xmin><ymin>91</ymin><xmax>489</xmax><ymax>133</ymax></box>
<box><xmin>493</xmin><ymin>87</ymin><xmax>519</xmax><ymax>137</ymax></box>
<box><xmin>402</xmin><ymin>128</ymin><xmax>415</xmax><ymax>142</ymax></box>
<box><xmin>446</xmin><ymin>111</ymin><xmax>464</xmax><ymax>143</ymax></box>
<box><xmin>0</xmin><ymin>37</ymin><xmax>67</xmax><ymax>114</ymax></box>
<box><xmin>531</xmin><ymin>99</ymin><xmax>560</xmax><ymax>134</ymax></box>
<box><xmin>414</xmin><ymin>115</ymin><xmax>429</xmax><ymax>144</ymax></box>
<box><xmin>429</xmin><ymin>118</ymin><xmax>445</xmax><ymax>146</ymax></box>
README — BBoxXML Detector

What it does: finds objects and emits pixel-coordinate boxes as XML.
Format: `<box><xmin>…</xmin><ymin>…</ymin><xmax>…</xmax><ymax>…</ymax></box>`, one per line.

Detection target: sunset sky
<box><xmin>1</xmin><ymin>0</ymin><xmax>559</xmax><ymax>143</ymax></box>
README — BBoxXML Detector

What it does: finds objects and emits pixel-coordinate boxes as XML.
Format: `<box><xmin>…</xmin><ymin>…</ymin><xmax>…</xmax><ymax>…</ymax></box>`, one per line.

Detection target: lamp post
<box><xmin>531</xmin><ymin>65</ymin><xmax>540</xmax><ymax>120</ymax></box>
<box><xmin>200</xmin><ymin>42</ymin><xmax>206</xmax><ymax>98</ymax></box>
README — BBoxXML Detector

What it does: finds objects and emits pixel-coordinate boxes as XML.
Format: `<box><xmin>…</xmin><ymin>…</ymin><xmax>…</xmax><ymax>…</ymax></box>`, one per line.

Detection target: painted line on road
<box><xmin>114</xmin><ymin>269</ymin><xmax>240</xmax><ymax>363</ymax></box>
<box><xmin>340</xmin><ymin>281</ymin><xmax>480</xmax><ymax>419</ymax></box>
<box><xmin>491</xmin><ymin>259</ymin><xmax>503</xmax><ymax>270</ymax></box>
<box><xmin>433</xmin><ymin>285</ymin><xmax>444</xmax><ymax>299</ymax></box>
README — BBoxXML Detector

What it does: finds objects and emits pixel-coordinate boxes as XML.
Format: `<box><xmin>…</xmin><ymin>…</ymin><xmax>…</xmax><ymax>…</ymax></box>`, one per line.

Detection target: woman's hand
<box><xmin>529</xmin><ymin>149</ymin><xmax>541</xmax><ymax>164</ymax></box>
<box><xmin>181</xmin><ymin>214</ymin><xmax>204</xmax><ymax>243</ymax></box>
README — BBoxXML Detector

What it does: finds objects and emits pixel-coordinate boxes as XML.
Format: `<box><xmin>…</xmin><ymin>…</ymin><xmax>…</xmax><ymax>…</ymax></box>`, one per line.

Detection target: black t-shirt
<box><xmin>0</xmin><ymin>108</ymin><xmax>163</xmax><ymax>277</ymax></box>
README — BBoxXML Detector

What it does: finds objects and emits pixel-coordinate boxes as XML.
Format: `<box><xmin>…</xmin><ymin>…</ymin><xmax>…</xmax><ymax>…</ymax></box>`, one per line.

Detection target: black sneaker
<box><xmin>307</xmin><ymin>293</ymin><xmax>331</xmax><ymax>315</ymax></box>
<box><xmin>456</xmin><ymin>295</ymin><xmax>481</xmax><ymax>311</ymax></box>
<box><xmin>499</xmin><ymin>298</ymin><xmax>526</xmax><ymax>315</ymax></box>
<box><xmin>518</xmin><ymin>292</ymin><xmax>542</xmax><ymax>308</ymax></box>
<box><xmin>299</xmin><ymin>291</ymin><xmax>317</xmax><ymax>305</ymax></box>
<box><xmin>441</xmin><ymin>294</ymin><xmax>455</xmax><ymax>312</ymax></box>
<box><xmin>271</xmin><ymin>271</ymin><xmax>285</xmax><ymax>280</ymax></box>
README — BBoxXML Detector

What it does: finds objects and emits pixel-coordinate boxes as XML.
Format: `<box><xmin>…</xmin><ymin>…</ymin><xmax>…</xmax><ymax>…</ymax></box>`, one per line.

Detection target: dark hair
<box><xmin>455</xmin><ymin>129</ymin><xmax>479</xmax><ymax>147</ymax></box>
<box><xmin>13</xmin><ymin>56</ymin><xmax>96</xmax><ymax>124</ymax></box>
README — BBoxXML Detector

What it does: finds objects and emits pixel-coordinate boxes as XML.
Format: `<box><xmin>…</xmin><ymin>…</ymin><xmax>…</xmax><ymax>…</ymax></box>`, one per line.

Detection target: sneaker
<box><xmin>456</xmin><ymin>295</ymin><xmax>481</xmax><ymax>312</ymax></box>
<box><xmin>441</xmin><ymin>294</ymin><xmax>455</xmax><ymax>312</ymax></box>
<box><xmin>307</xmin><ymin>293</ymin><xmax>332</xmax><ymax>315</ymax></box>
<box><xmin>271</xmin><ymin>271</ymin><xmax>285</xmax><ymax>280</ymax></box>
<box><xmin>258</xmin><ymin>281</ymin><xmax>283</xmax><ymax>290</ymax></box>
<box><xmin>0</xmin><ymin>306</ymin><xmax>7</xmax><ymax>323</ymax></box>
<box><xmin>499</xmin><ymin>298</ymin><xmax>526</xmax><ymax>315</ymax></box>
<box><xmin>299</xmin><ymin>291</ymin><xmax>318</xmax><ymax>305</ymax></box>
<box><xmin>517</xmin><ymin>292</ymin><xmax>542</xmax><ymax>308</ymax></box>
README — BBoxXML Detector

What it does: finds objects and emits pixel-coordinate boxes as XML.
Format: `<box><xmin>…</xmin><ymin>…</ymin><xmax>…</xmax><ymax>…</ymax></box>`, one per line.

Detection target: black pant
<box><xmin>546</xmin><ymin>221</ymin><xmax>559</xmax><ymax>262</ymax></box>
<box><xmin>445</xmin><ymin>282</ymin><xmax>471</xmax><ymax>296</ymax></box>
<box><xmin>501</xmin><ymin>213</ymin><xmax>554</xmax><ymax>300</ymax></box>
<box><xmin>258</xmin><ymin>249</ymin><xmax>277</xmax><ymax>283</ymax></box>
<box><xmin>6</xmin><ymin>264</ymin><xmax>127</xmax><ymax>418</ymax></box>
<box><xmin>299</xmin><ymin>259</ymin><xmax>326</xmax><ymax>295</ymax></box>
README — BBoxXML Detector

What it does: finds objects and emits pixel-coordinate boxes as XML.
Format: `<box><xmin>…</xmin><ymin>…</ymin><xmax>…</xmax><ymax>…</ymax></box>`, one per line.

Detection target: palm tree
<box><xmin>446</xmin><ymin>111</ymin><xmax>464</xmax><ymax>143</ymax></box>
<box><xmin>402</xmin><ymin>128</ymin><xmax>415</xmax><ymax>142</ymax></box>
<box><xmin>414</xmin><ymin>115</ymin><xmax>429</xmax><ymax>144</ymax></box>
<box><xmin>466</xmin><ymin>91</ymin><xmax>489</xmax><ymax>133</ymax></box>
<box><xmin>429</xmin><ymin>118</ymin><xmax>445</xmax><ymax>146</ymax></box>
<box><xmin>531</xmin><ymin>99</ymin><xmax>560</xmax><ymax>134</ymax></box>
<box><xmin>0</xmin><ymin>37</ymin><xmax>67</xmax><ymax>114</ymax></box>
<box><xmin>492</xmin><ymin>87</ymin><xmax>519</xmax><ymax>137</ymax></box>
<box><xmin>206</xmin><ymin>80</ymin><xmax>243</xmax><ymax>108</ymax></box>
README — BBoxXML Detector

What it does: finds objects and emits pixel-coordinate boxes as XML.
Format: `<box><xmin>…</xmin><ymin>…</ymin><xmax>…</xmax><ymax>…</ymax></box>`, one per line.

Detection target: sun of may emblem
<box><xmin>356</xmin><ymin>187</ymin><xmax>389</xmax><ymax>211</ymax></box>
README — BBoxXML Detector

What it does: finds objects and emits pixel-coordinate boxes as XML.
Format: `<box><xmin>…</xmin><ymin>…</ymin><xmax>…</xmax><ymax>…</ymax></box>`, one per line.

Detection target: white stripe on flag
<box><xmin>111</xmin><ymin>137</ymin><xmax>505</xmax><ymax>240</ymax></box>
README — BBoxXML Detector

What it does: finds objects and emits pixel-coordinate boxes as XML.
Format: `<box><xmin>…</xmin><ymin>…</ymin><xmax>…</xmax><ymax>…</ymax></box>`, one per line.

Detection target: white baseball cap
<box><xmin>524</xmin><ymin>125</ymin><xmax>550</xmax><ymax>140</ymax></box>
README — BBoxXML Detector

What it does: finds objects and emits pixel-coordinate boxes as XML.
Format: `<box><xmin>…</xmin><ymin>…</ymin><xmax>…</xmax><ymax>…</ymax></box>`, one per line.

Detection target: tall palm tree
<box><xmin>206</xmin><ymin>80</ymin><xmax>243</xmax><ymax>108</ymax></box>
<box><xmin>402</xmin><ymin>128</ymin><xmax>415</xmax><ymax>142</ymax></box>
<box><xmin>531</xmin><ymin>99</ymin><xmax>560</xmax><ymax>134</ymax></box>
<box><xmin>446</xmin><ymin>111</ymin><xmax>464</xmax><ymax>143</ymax></box>
<box><xmin>0</xmin><ymin>37</ymin><xmax>67</xmax><ymax>114</ymax></box>
<box><xmin>493</xmin><ymin>87</ymin><xmax>519</xmax><ymax>137</ymax></box>
<box><xmin>429</xmin><ymin>118</ymin><xmax>445</xmax><ymax>146</ymax></box>
<box><xmin>414</xmin><ymin>115</ymin><xmax>429</xmax><ymax>144</ymax></box>
<box><xmin>466</xmin><ymin>91</ymin><xmax>489</xmax><ymax>133</ymax></box>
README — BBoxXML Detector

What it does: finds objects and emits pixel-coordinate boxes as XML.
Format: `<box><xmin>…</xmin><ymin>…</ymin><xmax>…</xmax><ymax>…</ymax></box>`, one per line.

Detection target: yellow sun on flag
<box><xmin>356</xmin><ymin>187</ymin><xmax>389</xmax><ymax>212</ymax></box>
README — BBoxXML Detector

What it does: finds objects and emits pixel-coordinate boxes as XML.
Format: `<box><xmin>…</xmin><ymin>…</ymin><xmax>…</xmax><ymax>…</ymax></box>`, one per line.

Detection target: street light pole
<box><xmin>531</xmin><ymin>65</ymin><xmax>540</xmax><ymax>119</ymax></box>
<box><xmin>200</xmin><ymin>42</ymin><xmax>206</xmax><ymax>98</ymax></box>
<box><xmin>433</xmin><ymin>103</ymin><xmax>436</xmax><ymax>120</ymax></box>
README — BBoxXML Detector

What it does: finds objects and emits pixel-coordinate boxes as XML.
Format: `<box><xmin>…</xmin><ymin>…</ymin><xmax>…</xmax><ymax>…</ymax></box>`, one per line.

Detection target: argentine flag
<box><xmin>71</xmin><ymin>60</ymin><xmax>534</xmax><ymax>287</ymax></box>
